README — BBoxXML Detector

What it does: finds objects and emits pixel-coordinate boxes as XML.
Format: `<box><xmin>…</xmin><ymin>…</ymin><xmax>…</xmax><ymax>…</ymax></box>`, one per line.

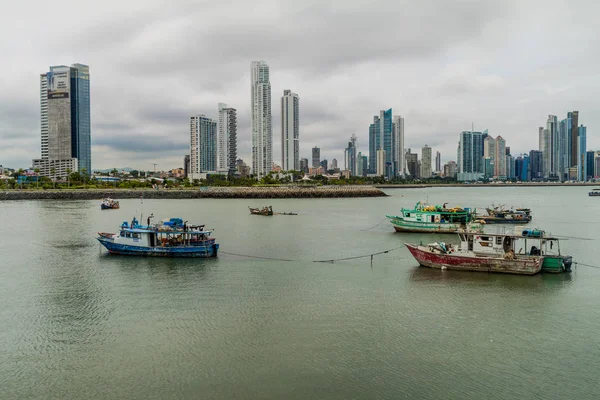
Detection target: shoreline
<box><xmin>375</xmin><ymin>183</ymin><xmax>598</xmax><ymax>188</ymax></box>
<box><xmin>0</xmin><ymin>186</ymin><xmax>387</xmax><ymax>200</ymax></box>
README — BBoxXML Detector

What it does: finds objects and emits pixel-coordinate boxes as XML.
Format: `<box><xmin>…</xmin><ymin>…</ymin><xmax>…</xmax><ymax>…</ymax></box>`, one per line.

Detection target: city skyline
<box><xmin>1</xmin><ymin>0</ymin><xmax>600</xmax><ymax>170</ymax></box>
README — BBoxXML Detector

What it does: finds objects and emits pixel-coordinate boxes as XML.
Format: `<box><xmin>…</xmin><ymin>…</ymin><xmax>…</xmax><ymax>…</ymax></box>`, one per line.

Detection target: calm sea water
<box><xmin>1</xmin><ymin>187</ymin><xmax>599</xmax><ymax>399</ymax></box>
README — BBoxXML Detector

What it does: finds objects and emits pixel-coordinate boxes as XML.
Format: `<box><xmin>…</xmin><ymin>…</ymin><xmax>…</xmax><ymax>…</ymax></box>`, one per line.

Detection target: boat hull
<box><xmin>388</xmin><ymin>218</ymin><xmax>477</xmax><ymax>234</ymax></box>
<box><xmin>478</xmin><ymin>216</ymin><xmax>531</xmax><ymax>224</ymax></box>
<box><xmin>97</xmin><ymin>237</ymin><xmax>219</xmax><ymax>257</ymax></box>
<box><xmin>405</xmin><ymin>243</ymin><xmax>543</xmax><ymax>275</ymax></box>
<box><xmin>101</xmin><ymin>204</ymin><xmax>119</xmax><ymax>210</ymax></box>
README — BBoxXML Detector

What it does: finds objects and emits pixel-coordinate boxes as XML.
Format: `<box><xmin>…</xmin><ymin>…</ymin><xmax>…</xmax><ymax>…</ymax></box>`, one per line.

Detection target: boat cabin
<box><xmin>457</xmin><ymin>229</ymin><xmax>563</xmax><ymax>258</ymax></box>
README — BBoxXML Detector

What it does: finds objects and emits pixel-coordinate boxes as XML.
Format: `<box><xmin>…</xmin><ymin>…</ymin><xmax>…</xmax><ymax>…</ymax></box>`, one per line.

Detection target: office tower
<box><xmin>311</xmin><ymin>146</ymin><xmax>320</xmax><ymax>167</ymax></box>
<box><xmin>344</xmin><ymin>134</ymin><xmax>357</xmax><ymax>175</ymax></box>
<box><xmin>217</xmin><ymin>103</ymin><xmax>237</xmax><ymax>175</ymax></box>
<box><xmin>529</xmin><ymin>150</ymin><xmax>544</xmax><ymax>181</ymax></box>
<box><xmin>421</xmin><ymin>145</ymin><xmax>432</xmax><ymax>178</ymax></box>
<box><xmin>444</xmin><ymin>161</ymin><xmax>457</xmax><ymax>178</ymax></box>
<box><xmin>406</xmin><ymin>152</ymin><xmax>419</xmax><ymax>178</ymax></box>
<box><xmin>33</xmin><ymin>63</ymin><xmax>90</xmax><ymax>177</ymax></box>
<box><xmin>457</xmin><ymin>130</ymin><xmax>484</xmax><ymax>174</ymax></box>
<box><xmin>578</xmin><ymin>125</ymin><xmax>587</xmax><ymax>181</ymax></box>
<box><xmin>586</xmin><ymin>151</ymin><xmax>595</xmax><ymax>180</ymax></box>
<box><xmin>494</xmin><ymin>136</ymin><xmax>506</xmax><ymax>177</ymax></box>
<box><xmin>376</xmin><ymin>149</ymin><xmax>386</xmax><ymax>176</ymax></box>
<box><xmin>393</xmin><ymin>115</ymin><xmax>405</xmax><ymax>176</ymax></box>
<box><xmin>331</xmin><ymin>159</ymin><xmax>338</xmax><ymax>170</ymax></box>
<box><xmin>569</xmin><ymin>111</ymin><xmax>579</xmax><ymax>168</ymax></box>
<box><xmin>281</xmin><ymin>90</ymin><xmax>299</xmax><ymax>171</ymax></box>
<box><xmin>320</xmin><ymin>159</ymin><xmax>328</xmax><ymax>170</ymax></box>
<box><xmin>184</xmin><ymin>154</ymin><xmax>190</xmax><ymax>178</ymax></box>
<box><xmin>435</xmin><ymin>151</ymin><xmax>441</xmax><ymax>172</ymax></box>
<box><xmin>558</xmin><ymin>118</ymin><xmax>569</xmax><ymax>180</ymax></box>
<box><xmin>190</xmin><ymin>115</ymin><xmax>217</xmax><ymax>177</ymax></box>
<box><xmin>368</xmin><ymin>109</ymin><xmax>397</xmax><ymax>178</ymax></box>
<box><xmin>251</xmin><ymin>61</ymin><xmax>272</xmax><ymax>178</ymax></box>
<box><xmin>299</xmin><ymin>158</ymin><xmax>309</xmax><ymax>173</ymax></box>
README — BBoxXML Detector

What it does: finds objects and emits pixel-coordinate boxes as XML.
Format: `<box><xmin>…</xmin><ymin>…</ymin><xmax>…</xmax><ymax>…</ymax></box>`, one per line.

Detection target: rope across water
<box><xmin>219</xmin><ymin>245</ymin><xmax>406</xmax><ymax>263</ymax></box>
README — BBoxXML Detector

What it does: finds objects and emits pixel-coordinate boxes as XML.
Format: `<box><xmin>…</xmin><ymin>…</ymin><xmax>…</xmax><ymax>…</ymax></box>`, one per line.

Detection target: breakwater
<box><xmin>0</xmin><ymin>185</ymin><xmax>387</xmax><ymax>200</ymax></box>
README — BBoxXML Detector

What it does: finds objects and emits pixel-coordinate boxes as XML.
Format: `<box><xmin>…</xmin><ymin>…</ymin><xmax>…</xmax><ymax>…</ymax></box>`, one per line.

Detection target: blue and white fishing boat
<box><xmin>97</xmin><ymin>217</ymin><xmax>219</xmax><ymax>257</ymax></box>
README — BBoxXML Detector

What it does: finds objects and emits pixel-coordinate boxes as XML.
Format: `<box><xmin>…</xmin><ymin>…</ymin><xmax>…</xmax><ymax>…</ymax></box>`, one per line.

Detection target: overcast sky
<box><xmin>1</xmin><ymin>0</ymin><xmax>599</xmax><ymax>171</ymax></box>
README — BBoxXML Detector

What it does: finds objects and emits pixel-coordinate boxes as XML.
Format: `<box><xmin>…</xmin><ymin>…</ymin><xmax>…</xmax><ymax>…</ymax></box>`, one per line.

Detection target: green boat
<box><xmin>386</xmin><ymin>202</ymin><xmax>482</xmax><ymax>234</ymax></box>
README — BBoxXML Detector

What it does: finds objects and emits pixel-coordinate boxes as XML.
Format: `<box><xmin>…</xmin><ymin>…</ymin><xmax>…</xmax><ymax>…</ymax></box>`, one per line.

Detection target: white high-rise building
<box><xmin>281</xmin><ymin>89</ymin><xmax>299</xmax><ymax>171</ymax></box>
<box><xmin>190</xmin><ymin>114</ymin><xmax>217</xmax><ymax>180</ymax></box>
<box><xmin>251</xmin><ymin>61</ymin><xmax>272</xmax><ymax>178</ymax></box>
<box><xmin>393</xmin><ymin>115</ymin><xmax>405</xmax><ymax>176</ymax></box>
<box><xmin>217</xmin><ymin>103</ymin><xmax>237</xmax><ymax>175</ymax></box>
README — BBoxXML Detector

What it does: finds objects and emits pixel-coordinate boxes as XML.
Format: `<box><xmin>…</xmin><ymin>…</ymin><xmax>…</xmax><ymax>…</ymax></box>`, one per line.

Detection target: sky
<box><xmin>1</xmin><ymin>0</ymin><xmax>599</xmax><ymax>171</ymax></box>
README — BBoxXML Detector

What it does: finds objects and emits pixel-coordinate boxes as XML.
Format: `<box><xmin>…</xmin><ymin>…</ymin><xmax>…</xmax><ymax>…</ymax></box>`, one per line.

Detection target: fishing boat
<box><xmin>405</xmin><ymin>228</ymin><xmax>572</xmax><ymax>275</ymax></box>
<box><xmin>249</xmin><ymin>206</ymin><xmax>273</xmax><ymax>216</ymax></box>
<box><xmin>589</xmin><ymin>189</ymin><xmax>600</xmax><ymax>197</ymax></box>
<box><xmin>101</xmin><ymin>198</ymin><xmax>120</xmax><ymax>210</ymax></box>
<box><xmin>97</xmin><ymin>217</ymin><xmax>219</xmax><ymax>257</ymax></box>
<box><xmin>478</xmin><ymin>205</ymin><xmax>532</xmax><ymax>224</ymax></box>
<box><xmin>386</xmin><ymin>202</ymin><xmax>482</xmax><ymax>233</ymax></box>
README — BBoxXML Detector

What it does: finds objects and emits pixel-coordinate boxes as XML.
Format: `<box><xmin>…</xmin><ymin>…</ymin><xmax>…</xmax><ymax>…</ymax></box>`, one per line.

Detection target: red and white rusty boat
<box><xmin>404</xmin><ymin>229</ymin><xmax>560</xmax><ymax>275</ymax></box>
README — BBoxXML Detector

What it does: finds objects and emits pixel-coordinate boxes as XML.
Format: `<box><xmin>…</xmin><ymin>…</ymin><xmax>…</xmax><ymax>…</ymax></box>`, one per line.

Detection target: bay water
<box><xmin>1</xmin><ymin>187</ymin><xmax>599</xmax><ymax>399</ymax></box>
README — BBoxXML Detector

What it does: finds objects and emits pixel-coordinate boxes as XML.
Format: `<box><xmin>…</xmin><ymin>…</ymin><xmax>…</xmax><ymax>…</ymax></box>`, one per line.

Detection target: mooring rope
<box><xmin>361</xmin><ymin>217</ymin><xmax>389</xmax><ymax>231</ymax></box>
<box><xmin>573</xmin><ymin>261</ymin><xmax>600</xmax><ymax>270</ymax></box>
<box><xmin>219</xmin><ymin>245</ymin><xmax>405</xmax><ymax>263</ymax></box>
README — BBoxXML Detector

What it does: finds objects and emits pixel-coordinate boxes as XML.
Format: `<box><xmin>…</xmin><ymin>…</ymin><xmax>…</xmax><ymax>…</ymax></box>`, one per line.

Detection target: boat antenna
<box><xmin>139</xmin><ymin>194</ymin><xmax>144</xmax><ymax>226</ymax></box>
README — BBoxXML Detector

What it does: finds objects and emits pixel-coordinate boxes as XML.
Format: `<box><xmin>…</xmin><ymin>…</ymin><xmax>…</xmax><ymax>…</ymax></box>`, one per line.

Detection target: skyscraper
<box><xmin>421</xmin><ymin>145</ymin><xmax>432</xmax><ymax>178</ymax></box>
<box><xmin>406</xmin><ymin>152</ymin><xmax>419</xmax><ymax>178</ymax></box>
<box><xmin>251</xmin><ymin>61</ymin><xmax>272</xmax><ymax>178</ymax></box>
<box><xmin>547</xmin><ymin>115</ymin><xmax>558</xmax><ymax>178</ymax></box>
<box><xmin>586</xmin><ymin>150</ymin><xmax>595</xmax><ymax>180</ymax></box>
<box><xmin>190</xmin><ymin>115</ymin><xmax>217</xmax><ymax>178</ymax></box>
<box><xmin>569</xmin><ymin>111</ymin><xmax>579</xmax><ymax>168</ymax></box>
<box><xmin>33</xmin><ymin>63</ymin><xmax>90</xmax><ymax>178</ymax></box>
<box><xmin>299</xmin><ymin>158</ymin><xmax>309</xmax><ymax>173</ymax></box>
<box><xmin>494</xmin><ymin>136</ymin><xmax>506</xmax><ymax>177</ymax></box>
<box><xmin>457</xmin><ymin>131</ymin><xmax>484</xmax><ymax>174</ymax></box>
<box><xmin>312</xmin><ymin>146</ymin><xmax>320</xmax><ymax>167</ymax></box>
<box><xmin>281</xmin><ymin>89</ymin><xmax>299</xmax><ymax>171</ymax></box>
<box><xmin>529</xmin><ymin>150</ymin><xmax>544</xmax><ymax>181</ymax></box>
<box><xmin>217</xmin><ymin>103</ymin><xmax>237</xmax><ymax>175</ymax></box>
<box><xmin>435</xmin><ymin>151</ymin><xmax>441</xmax><ymax>172</ymax></box>
<box><xmin>344</xmin><ymin>134</ymin><xmax>357</xmax><ymax>175</ymax></box>
<box><xmin>368</xmin><ymin>109</ymin><xmax>398</xmax><ymax>178</ymax></box>
<box><xmin>393</xmin><ymin>115</ymin><xmax>405</xmax><ymax>177</ymax></box>
<box><xmin>578</xmin><ymin>125</ymin><xmax>587</xmax><ymax>181</ymax></box>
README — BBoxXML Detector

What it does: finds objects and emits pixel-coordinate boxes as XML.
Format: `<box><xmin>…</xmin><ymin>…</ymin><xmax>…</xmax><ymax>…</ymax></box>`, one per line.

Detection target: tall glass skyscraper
<box><xmin>70</xmin><ymin>64</ymin><xmax>91</xmax><ymax>175</ymax></box>
<box><xmin>457</xmin><ymin>131</ymin><xmax>484</xmax><ymax>174</ymax></box>
<box><xmin>33</xmin><ymin>63</ymin><xmax>90</xmax><ymax>178</ymax></box>
<box><xmin>368</xmin><ymin>109</ymin><xmax>399</xmax><ymax>179</ymax></box>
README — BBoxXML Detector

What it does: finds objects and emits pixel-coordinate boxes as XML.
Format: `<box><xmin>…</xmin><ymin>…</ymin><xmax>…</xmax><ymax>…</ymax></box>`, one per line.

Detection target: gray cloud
<box><xmin>1</xmin><ymin>0</ymin><xmax>599</xmax><ymax>170</ymax></box>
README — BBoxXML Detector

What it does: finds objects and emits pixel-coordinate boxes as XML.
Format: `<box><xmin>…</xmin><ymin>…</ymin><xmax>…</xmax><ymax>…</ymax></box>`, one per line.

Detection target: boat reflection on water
<box><xmin>408</xmin><ymin>266</ymin><xmax>573</xmax><ymax>291</ymax></box>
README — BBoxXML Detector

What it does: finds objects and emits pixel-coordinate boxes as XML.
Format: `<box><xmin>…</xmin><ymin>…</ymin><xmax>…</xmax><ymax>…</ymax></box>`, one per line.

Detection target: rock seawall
<box><xmin>0</xmin><ymin>186</ymin><xmax>387</xmax><ymax>200</ymax></box>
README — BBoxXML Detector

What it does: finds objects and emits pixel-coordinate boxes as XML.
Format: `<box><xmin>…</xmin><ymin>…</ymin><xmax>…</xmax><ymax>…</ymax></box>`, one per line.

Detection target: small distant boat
<box><xmin>101</xmin><ymin>198</ymin><xmax>119</xmax><ymax>210</ymax></box>
<box><xmin>477</xmin><ymin>205</ymin><xmax>532</xmax><ymax>224</ymax></box>
<box><xmin>249</xmin><ymin>206</ymin><xmax>273</xmax><ymax>216</ymax></box>
<box><xmin>406</xmin><ymin>228</ymin><xmax>572</xmax><ymax>275</ymax></box>
<box><xmin>386</xmin><ymin>202</ymin><xmax>482</xmax><ymax>234</ymax></box>
<box><xmin>97</xmin><ymin>217</ymin><xmax>219</xmax><ymax>257</ymax></box>
<box><xmin>589</xmin><ymin>189</ymin><xmax>600</xmax><ymax>197</ymax></box>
